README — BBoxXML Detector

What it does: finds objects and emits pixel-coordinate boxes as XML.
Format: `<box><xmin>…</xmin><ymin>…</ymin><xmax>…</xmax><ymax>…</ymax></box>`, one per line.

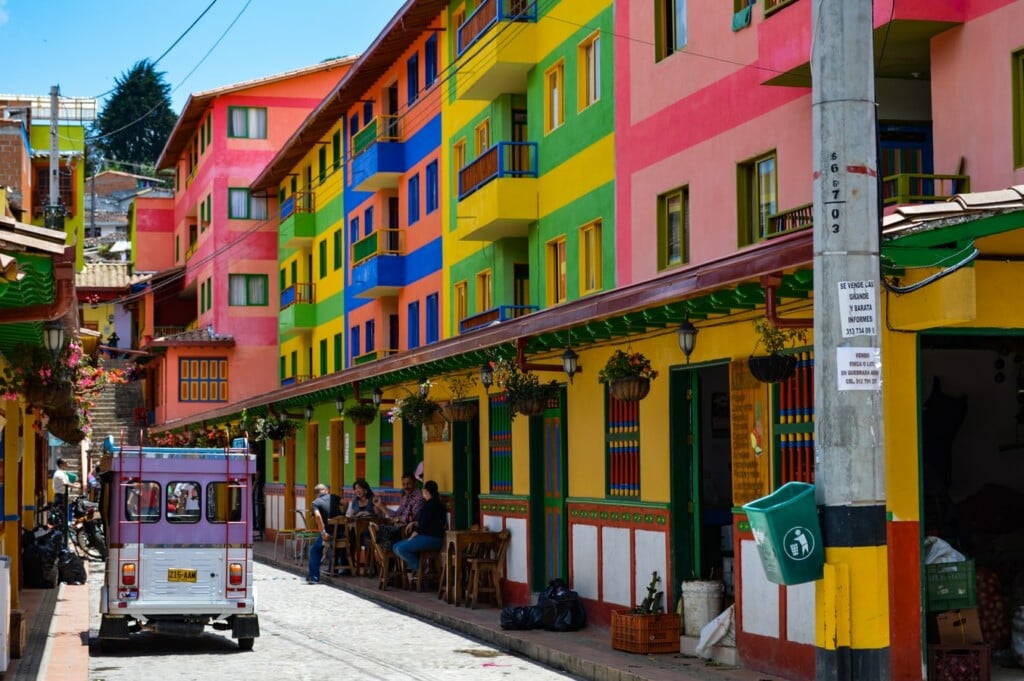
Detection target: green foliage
<box><xmin>597</xmin><ymin>349</ymin><xmax>658</xmax><ymax>384</ymax></box>
<box><xmin>494</xmin><ymin>358</ymin><xmax>559</xmax><ymax>419</ymax></box>
<box><xmin>90</xmin><ymin>59</ymin><xmax>177</xmax><ymax>172</ymax></box>
<box><xmin>753</xmin><ymin>319</ymin><xmax>807</xmax><ymax>355</ymax></box>
<box><xmin>387</xmin><ymin>391</ymin><xmax>441</xmax><ymax>427</ymax></box>
<box><xmin>632</xmin><ymin>571</ymin><xmax>665</xmax><ymax>614</ymax></box>
<box><xmin>251</xmin><ymin>416</ymin><xmax>297</xmax><ymax>442</ymax></box>
<box><xmin>343</xmin><ymin>401</ymin><xmax>379</xmax><ymax>423</ymax></box>
<box><xmin>443</xmin><ymin>372</ymin><xmax>478</xmax><ymax>401</ymax></box>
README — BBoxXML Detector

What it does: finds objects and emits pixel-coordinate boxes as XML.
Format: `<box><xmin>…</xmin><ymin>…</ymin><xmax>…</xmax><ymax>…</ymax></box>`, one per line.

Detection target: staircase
<box><xmin>88</xmin><ymin>358</ymin><xmax>146</xmax><ymax>453</ymax></box>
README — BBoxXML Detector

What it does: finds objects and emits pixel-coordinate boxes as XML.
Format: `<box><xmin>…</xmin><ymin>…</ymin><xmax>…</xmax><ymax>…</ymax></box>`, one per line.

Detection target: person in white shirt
<box><xmin>52</xmin><ymin>458</ymin><xmax>79</xmax><ymax>525</ymax></box>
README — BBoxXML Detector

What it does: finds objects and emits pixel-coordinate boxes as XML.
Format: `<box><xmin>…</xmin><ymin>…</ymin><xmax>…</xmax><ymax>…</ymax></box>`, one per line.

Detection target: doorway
<box><xmin>529</xmin><ymin>389</ymin><xmax>567</xmax><ymax>587</ymax></box>
<box><xmin>670</xmin><ymin>362</ymin><xmax>733</xmax><ymax>592</ymax></box>
<box><xmin>450</xmin><ymin>402</ymin><xmax>481</xmax><ymax>530</ymax></box>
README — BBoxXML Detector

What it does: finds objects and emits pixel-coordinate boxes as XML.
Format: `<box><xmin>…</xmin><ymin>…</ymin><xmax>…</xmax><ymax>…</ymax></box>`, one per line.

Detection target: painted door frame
<box><xmin>450</xmin><ymin>399</ymin><xmax>481</xmax><ymax>529</ymax></box>
<box><xmin>529</xmin><ymin>387</ymin><xmax>567</xmax><ymax>587</ymax></box>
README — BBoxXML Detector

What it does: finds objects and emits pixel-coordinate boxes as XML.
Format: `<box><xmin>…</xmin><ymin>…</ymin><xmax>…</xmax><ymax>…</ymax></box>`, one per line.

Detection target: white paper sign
<box><xmin>836</xmin><ymin>347</ymin><xmax>881</xmax><ymax>391</ymax></box>
<box><xmin>837</xmin><ymin>280</ymin><xmax>877</xmax><ymax>338</ymax></box>
<box><xmin>343</xmin><ymin>432</ymin><xmax>350</xmax><ymax>465</ymax></box>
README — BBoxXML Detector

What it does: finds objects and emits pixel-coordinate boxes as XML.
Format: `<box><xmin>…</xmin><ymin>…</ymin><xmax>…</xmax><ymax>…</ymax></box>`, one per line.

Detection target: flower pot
<box><xmin>747</xmin><ymin>354</ymin><xmax>797</xmax><ymax>384</ymax></box>
<box><xmin>608</xmin><ymin>376</ymin><xmax>651</xmax><ymax>402</ymax></box>
<box><xmin>24</xmin><ymin>379</ymin><xmax>73</xmax><ymax>410</ymax></box>
<box><xmin>610</xmin><ymin>611</ymin><xmax>680</xmax><ymax>654</ymax></box>
<box><xmin>513</xmin><ymin>397</ymin><xmax>546</xmax><ymax>417</ymax></box>
<box><xmin>444</xmin><ymin>401</ymin><xmax>478</xmax><ymax>422</ymax></box>
<box><xmin>347</xmin><ymin>411</ymin><xmax>377</xmax><ymax>427</ymax></box>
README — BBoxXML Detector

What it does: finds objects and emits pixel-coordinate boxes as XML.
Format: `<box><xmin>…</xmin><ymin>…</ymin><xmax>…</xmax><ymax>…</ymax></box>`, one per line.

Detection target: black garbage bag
<box><xmin>23</xmin><ymin>527</ymin><xmax>61</xmax><ymax>589</ymax></box>
<box><xmin>538</xmin><ymin>578</ymin><xmax>587</xmax><ymax>632</ymax></box>
<box><xmin>500</xmin><ymin>605</ymin><xmax>542</xmax><ymax>630</ymax></box>
<box><xmin>58</xmin><ymin>550</ymin><xmax>87</xmax><ymax>585</ymax></box>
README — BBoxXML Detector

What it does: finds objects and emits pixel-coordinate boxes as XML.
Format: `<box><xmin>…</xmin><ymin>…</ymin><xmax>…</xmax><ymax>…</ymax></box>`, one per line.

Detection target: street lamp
<box><xmin>480</xmin><ymin>362</ymin><xmax>494</xmax><ymax>392</ymax></box>
<box><xmin>42</xmin><ymin>320</ymin><xmax>64</xmax><ymax>357</ymax></box>
<box><xmin>677</xmin><ymin>319</ymin><xmax>698</xmax><ymax>363</ymax></box>
<box><xmin>304</xmin><ymin>403</ymin><xmax>314</xmax><ymax>421</ymax></box>
<box><xmin>561</xmin><ymin>347</ymin><xmax>580</xmax><ymax>383</ymax></box>
<box><xmin>418</xmin><ymin>376</ymin><xmax>430</xmax><ymax>398</ymax></box>
<box><xmin>335</xmin><ymin>393</ymin><xmax>345</xmax><ymax>414</ymax></box>
<box><xmin>372</xmin><ymin>386</ymin><xmax>384</xmax><ymax>407</ymax></box>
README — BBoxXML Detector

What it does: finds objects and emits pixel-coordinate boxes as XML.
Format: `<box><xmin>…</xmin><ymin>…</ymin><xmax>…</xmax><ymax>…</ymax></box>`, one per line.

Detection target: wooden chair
<box><xmin>326</xmin><ymin>516</ymin><xmax>353</xmax><ymax>578</ymax></box>
<box><xmin>465</xmin><ymin>528</ymin><xmax>511</xmax><ymax>609</ymax></box>
<box><xmin>414</xmin><ymin>549</ymin><xmax>442</xmax><ymax>593</ymax></box>
<box><xmin>369</xmin><ymin>522</ymin><xmax>407</xmax><ymax>591</ymax></box>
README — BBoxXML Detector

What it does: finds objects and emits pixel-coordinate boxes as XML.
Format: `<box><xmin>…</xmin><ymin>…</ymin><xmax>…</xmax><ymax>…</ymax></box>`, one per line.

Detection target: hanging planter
<box><xmin>421</xmin><ymin>412</ymin><xmax>449</xmax><ymax>442</ymax></box>
<box><xmin>747</xmin><ymin>353</ymin><xmax>798</xmax><ymax>384</ymax></box>
<box><xmin>512</xmin><ymin>397</ymin><xmax>547</xmax><ymax>417</ymax></box>
<box><xmin>24</xmin><ymin>377</ymin><xmax>74</xmax><ymax>410</ymax></box>
<box><xmin>494</xmin><ymin>358</ymin><xmax>559</xmax><ymax>420</ymax></box>
<box><xmin>343</xmin><ymin>402</ymin><xmax>379</xmax><ymax>427</ymax></box>
<box><xmin>609</xmin><ymin>376</ymin><xmax>651</xmax><ymax>402</ymax></box>
<box><xmin>443</xmin><ymin>400</ymin><xmax>478</xmax><ymax>422</ymax></box>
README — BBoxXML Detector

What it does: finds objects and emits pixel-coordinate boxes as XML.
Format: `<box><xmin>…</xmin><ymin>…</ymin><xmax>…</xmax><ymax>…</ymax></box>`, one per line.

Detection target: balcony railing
<box><xmin>281</xmin><ymin>374</ymin><xmax>312</xmax><ymax>387</ymax></box>
<box><xmin>280</xmin><ymin>190</ymin><xmax>315</xmax><ymax>220</ymax></box>
<box><xmin>352</xmin><ymin>229</ymin><xmax>405</xmax><ymax>266</ymax></box>
<box><xmin>457</xmin><ymin>0</ymin><xmax>537</xmax><ymax>57</ymax></box>
<box><xmin>764</xmin><ymin>0</ymin><xmax>798</xmax><ymax>16</ymax></box>
<box><xmin>766</xmin><ymin>203</ymin><xmax>813</xmax><ymax>239</ymax></box>
<box><xmin>352</xmin><ymin>115</ymin><xmax>403</xmax><ymax>158</ymax></box>
<box><xmin>882</xmin><ymin>173</ymin><xmax>969</xmax><ymax>206</ymax></box>
<box><xmin>458</xmin><ymin>142</ymin><xmax>537</xmax><ymax>200</ymax></box>
<box><xmin>152</xmin><ymin>325</ymin><xmax>186</xmax><ymax>338</ymax></box>
<box><xmin>353</xmin><ymin>350</ymin><xmax>379</xmax><ymax>366</ymax></box>
<box><xmin>459</xmin><ymin>304</ymin><xmax>539</xmax><ymax>334</ymax></box>
<box><xmin>280</xmin><ymin>282</ymin><xmax>315</xmax><ymax>309</ymax></box>
<box><xmin>185</xmin><ymin>241</ymin><xmax>197</xmax><ymax>261</ymax></box>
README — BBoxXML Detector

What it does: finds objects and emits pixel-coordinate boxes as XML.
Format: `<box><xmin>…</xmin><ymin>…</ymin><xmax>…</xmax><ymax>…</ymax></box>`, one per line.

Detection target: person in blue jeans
<box><xmin>393</xmin><ymin>480</ymin><xmax>446</xmax><ymax>574</ymax></box>
<box><xmin>306</xmin><ymin>484</ymin><xmax>332</xmax><ymax>583</ymax></box>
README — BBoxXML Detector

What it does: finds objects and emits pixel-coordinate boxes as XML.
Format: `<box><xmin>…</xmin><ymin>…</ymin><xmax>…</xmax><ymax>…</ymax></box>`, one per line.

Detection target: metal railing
<box><xmin>766</xmin><ymin>203</ymin><xmax>813</xmax><ymax>239</ymax></box>
<box><xmin>764</xmin><ymin>0</ymin><xmax>798</xmax><ymax>16</ymax></box>
<box><xmin>352</xmin><ymin>229</ymin><xmax>404</xmax><ymax>266</ymax></box>
<box><xmin>352</xmin><ymin>115</ymin><xmax>403</xmax><ymax>158</ymax></box>
<box><xmin>882</xmin><ymin>173</ymin><xmax>969</xmax><ymax>206</ymax></box>
<box><xmin>279</xmin><ymin>190</ymin><xmax>315</xmax><ymax>220</ymax></box>
<box><xmin>280</xmin><ymin>282</ymin><xmax>315</xmax><ymax>309</ymax></box>
<box><xmin>458</xmin><ymin>141</ymin><xmax>537</xmax><ymax>199</ymax></box>
<box><xmin>457</xmin><ymin>0</ymin><xmax>537</xmax><ymax>57</ymax></box>
<box><xmin>459</xmin><ymin>304</ymin><xmax>538</xmax><ymax>334</ymax></box>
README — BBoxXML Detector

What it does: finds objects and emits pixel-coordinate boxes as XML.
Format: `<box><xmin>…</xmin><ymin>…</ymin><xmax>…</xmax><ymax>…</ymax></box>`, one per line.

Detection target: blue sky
<box><xmin>0</xmin><ymin>0</ymin><xmax>407</xmax><ymax>114</ymax></box>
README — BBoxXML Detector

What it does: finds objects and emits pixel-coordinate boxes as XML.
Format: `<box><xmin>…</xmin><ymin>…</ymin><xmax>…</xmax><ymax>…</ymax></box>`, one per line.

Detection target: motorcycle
<box><xmin>70</xmin><ymin>495</ymin><xmax>107</xmax><ymax>561</ymax></box>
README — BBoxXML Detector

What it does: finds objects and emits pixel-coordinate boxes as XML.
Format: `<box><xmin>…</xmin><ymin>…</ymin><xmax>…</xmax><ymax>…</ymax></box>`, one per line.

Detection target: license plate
<box><xmin>167</xmin><ymin>568</ymin><xmax>197</xmax><ymax>583</ymax></box>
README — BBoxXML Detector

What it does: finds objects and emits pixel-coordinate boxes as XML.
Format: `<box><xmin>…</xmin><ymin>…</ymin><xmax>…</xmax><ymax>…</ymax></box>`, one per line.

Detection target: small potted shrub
<box><xmin>495</xmin><ymin>359</ymin><xmax>559</xmax><ymax>419</ymax></box>
<box><xmin>598</xmin><ymin>349</ymin><xmax>658</xmax><ymax>402</ymax></box>
<box><xmin>610</xmin><ymin>571</ymin><xmax>681</xmax><ymax>654</ymax></box>
<box><xmin>748</xmin><ymin>319</ymin><xmax>807</xmax><ymax>383</ymax></box>
<box><xmin>387</xmin><ymin>384</ymin><xmax>442</xmax><ymax>427</ymax></box>
<box><xmin>442</xmin><ymin>372</ymin><xmax>479</xmax><ymax>422</ymax></box>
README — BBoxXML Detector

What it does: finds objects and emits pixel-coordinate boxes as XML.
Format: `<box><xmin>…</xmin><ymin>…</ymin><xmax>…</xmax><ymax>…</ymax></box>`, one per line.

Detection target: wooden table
<box><xmin>439</xmin><ymin>529</ymin><xmax>500</xmax><ymax>606</ymax></box>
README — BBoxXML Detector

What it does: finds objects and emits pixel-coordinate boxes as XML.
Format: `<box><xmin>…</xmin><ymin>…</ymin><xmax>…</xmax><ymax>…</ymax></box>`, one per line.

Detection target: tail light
<box><xmin>121</xmin><ymin>562</ymin><xmax>136</xmax><ymax>586</ymax></box>
<box><xmin>228</xmin><ymin>563</ymin><xmax>243</xmax><ymax>586</ymax></box>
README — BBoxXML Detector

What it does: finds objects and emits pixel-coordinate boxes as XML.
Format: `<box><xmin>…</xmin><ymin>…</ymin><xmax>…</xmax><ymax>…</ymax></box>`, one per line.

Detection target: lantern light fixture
<box><xmin>480</xmin><ymin>362</ymin><xmax>494</xmax><ymax>392</ymax></box>
<box><xmin>42</xmin><ymin>320</ymin><xmax>64</xmax><ymax>357</ymax></box>
<box><xmin>418</xmin><ymin>376</ymin><xmax>430</xmax><ymax>398</ymax></box>
<box><xmin>304</xmin><ymin>403</ymin><xmax>314</xmax><ymax>421</ymax></box>
<box><xmin>335</xmin><ymin>392</ymin><xmax>345</xmax><ymax>414</ymax></box>
<box><xmin>562</xmin><ymin>347</ymin><xmax>580</xmax><ymax>384</ymax></box>
<box><xmin>677</xmin><ymin>318</ymin><xmax>698</xmax><ymax>363</ymax></box>
<box><xmin>372</xmin><ymin>386</ymin><xmax>384</xmax><ymax>407</ymax></box>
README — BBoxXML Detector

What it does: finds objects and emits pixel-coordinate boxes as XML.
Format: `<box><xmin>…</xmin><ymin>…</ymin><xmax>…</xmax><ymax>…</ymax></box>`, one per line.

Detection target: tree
<box><xmin>90</xmin><ymin>60</ymin><xmax>177</xmax><ymax>174</ymax></box>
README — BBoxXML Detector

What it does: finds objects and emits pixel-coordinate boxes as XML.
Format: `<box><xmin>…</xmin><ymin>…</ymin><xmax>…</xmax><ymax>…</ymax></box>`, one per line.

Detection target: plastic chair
<box><xmin>291</xmin><ymin>509</ymin><xmax>320</xmax><ymax>563</ymax></box>
<box><xmin>465</xmin><ymin>528</ymin><xmax>511</xmax><ymax>609</ymax></box>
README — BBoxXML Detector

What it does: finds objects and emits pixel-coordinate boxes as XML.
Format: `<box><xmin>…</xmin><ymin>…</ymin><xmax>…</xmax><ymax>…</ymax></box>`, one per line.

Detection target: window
<box><xmin>319</xmin><ymin>338</ymin><xmax>328</xmax><ymax>376</ymax></box>
<box><xmin>228</xmin><ymin>107</ymin><xmax>267</xmax><ymax>138</ymax></box>
<box><xmin>206</xmin><ymin>482</ymin><xmax>243</xmax><ymax>523</ymax></box>
<box><xmin>455</xmin><ymin>280</ymin><xmax>468</xmax><ymax>328</ymax></box>
<box><xmin>364</xmin><ymin>207</ymin><xmax>374</xmax><ymax>236</ymax></box>
<box><xmin>425</xmin><ymin>160</ymin><xmax>439</xmax><ymax>213</ymax></box>
<box><xmin>179</xmin><ymin>357</ymin><xmax>228</xmax><ymax>402</ymax></box>
<box><xmin>228</xmin><ymin>188</ymin><xmax>267</xmax><ymax>220</ymax></box>
<box><xmin>318</xmin><ymin>240</ymin><xmax>327</xmax><ymax>278</ymax></box>
<box><xmin>580</xmin><ymin>220</ymin><xmax>602</xmax><ymax>294</ymax></box>
<box><xmin>407</xmin><ymin>301</ymin><xmax>421</xmax><ymax>349</ymax></box>
<box><xmin>476</xmin><ymin>270</ymin><xmax>492</xmax><ymax>311</ymax></box>
<box><xmin>332</xmin><ymin>130</ymin><xmax>341</xmax><ymax>170</ymax></box>
<box><xmin>175</xmin><ymin>235</ymin><xmax>180</xmax><ymax>262</ymax></box>
<box><xmin>488</xmin><ymin>394</ymin><xmax>513</xmax><ymax>493</ymax></box>
<box><xmin>453</xmin><ymin>139</ymin><xmax>466</xmax><ymax>196</ymax></box>
<box><xmin>547</xmin><ymin>237</ymin><xmax>567</xmax><ymax>304</ymax></box>
<box><xmin>125</xmin><ymin>481</ymin><xmax>161</xmax><ymax>522</ymax></box>
<box><xmin>545</xmin><ymin>62</ymin><xmax>564</xmax><ymax>133</ymax></box>
<box><xmin>200</xmin><ymin>280</ymin><xmax>207</xmax><ymax>314</ymax></box>
<box><xmin>290</xmin><ymin>350</ymin><xmax>297</xmax><ymax>378</ymax></box>
<box><xmin>350</xmin><ymin>217</ymin><xmax>360</xmax><ymax>245</ymax></box>
<box><xmin>659</xmin><ymin>186</ymin><xmax>689</xmax><ymax>268</ymax></box>
<box><xmin>349</xmin><ymin>114</ymin><xmax>360</xmax><ymax>156</ymax></box>
<box><xmin>366</xmin><ymin>319</ymin><xmax>376</xmax><ymax>353</ymax></box>
<box><xmin>318</xmin><ymin>145</ymin><xmax>327</xmax><ymax>184</ymax></box>
<box><xmin>333</xmin><ymin>333</ymin><xmax>342</xmax><ymax>372</ymax></box>
<box><xmin>166</xmin><ymin>481</ymin><xmax>201</xmax><ymax>523</ymax></box>
<box><xmin>425</xmin><ymin>35</ymin><xmax>438</xmax><ymax>87</ymax></box>
<box><xmin>606</xmin><ymin>394</ymin><xmax>641</xmax><ymax>497</ymax></box>
<box><xmin>425</xmin><ymin>293</ymin><xmax>439</xmax><ymax>343</ymax></box>
<box><xmin>205</xmin><ymin>115</ymin><xmax>212</xmax><ymax>147</ymax></box>
<box><xmin>228</xmin><ymin>274</ymin><xmax>268</xmax><ymax>306</ymax></box>
<box><xmin>408</xmin><ymin>174</ymin><xmax>421</xmax><ymax>225</ymax></box>
<box><xmin>407</xmin><ymin>53</ymin><xmax>420</xmax><ymax>105</ymax></box>
<box><xmin>333</xmin><ymin>229</ymin><xmax>342</xmax><ymax>270</ymax></box>
<box><xmin>363</xmin><ymin>101</ymin><xmax>374</xmax><ymax>126</ymax></box>
<box><xmin>578</xmin><ymin>32</ymin><xmax>601</xmax><ymax>109</ymax></box>
<box><xmin>1014</xmin><ymin>49</ymin><xmax>1024</xmax><ymax>168</ymax></box>
<box><xmin>350</xmin><ymin>327</ymin><xmax>361</xmax><ymax>363</ymax></box>
<box><xmin>656</xmin><ymin>0</ymin><xmax>687</xmax><ymax>61</ymax></box>
<box><xmin>475</xmin><ymin>119</ymin><xmax>491</xmax><ymax>154</ymax></box>
<box><xmin>205</xmin><ymin>276</ymin><xmax>212</xmax><ymax>311</ymax></box>
<box><xmin>738</xmin><ymin>153</ymin><xmax>777</xmax><ymax>244</ymax></box>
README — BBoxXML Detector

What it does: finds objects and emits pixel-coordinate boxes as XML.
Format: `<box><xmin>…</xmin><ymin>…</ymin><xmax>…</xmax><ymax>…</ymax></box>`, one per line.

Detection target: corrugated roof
<box><xmin>75</xmin><ymin>262</ymin><xmax>149</xmax><ymax>289</ymax></box>
<box><xmin>146</xmin><ymin>326</ymin><xmax>235</xmax><ymax>347</ymax></box>
<box><xmin>252</xmin><ymin>0</ymin><xmax>447</xmax><ymax>191</ymax></box>
<box><xmin>156</xmin><ymin>56</ymin><xmax>359</xmax><ymax>170</ymax></box>
<box><xmin>882</xmin><ymin>185</ymin><xmax>1024</xmax><ymax>238</ymax></box>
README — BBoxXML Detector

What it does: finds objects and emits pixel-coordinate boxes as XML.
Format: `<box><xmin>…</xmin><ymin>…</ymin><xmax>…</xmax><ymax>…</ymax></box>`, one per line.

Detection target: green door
<box><xmin>530</xmin><ymin>389</ymin><xmax>566</xmax><ymax>586</ymax></box>
<box><xmin>670</xmin><ymin>366</ymin><xmax>698</xmax><ymax>585</ymax></box>
<box><xmin>450</xmin><ymin>400</ymin><xmax>480</xmax><ymax>530</ymax></box>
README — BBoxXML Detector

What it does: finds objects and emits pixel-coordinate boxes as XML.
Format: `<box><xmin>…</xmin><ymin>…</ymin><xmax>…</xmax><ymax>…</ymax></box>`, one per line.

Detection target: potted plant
<box><xmin>748</xmin><ymin>319</ymin><xmax>807</xmax><ymax>383</ymax></box>
<box><xmin>442</xmin><ymin>372</ymin><xmax>479</xmax><ymax>422</ymax></box>
<box><xmin>610</xmin><ymin>571</ymin><xmax>681</xmax><ymax>654</ymax></box>
<box><xmin>387</xmin><ymin>386</ymin><xmax>442</xmax><ymax>427</ymax></box>
<box><xmin>598</xmin><ymin>349</ymin><xmax>658</xmax><ymax>402</ymax></box>
<box><xmin>251</xmin><ymin>415</ymin><xmax>298</xmax><ymax>442</ymax></box>
<box><xmin>343</xmin><ymin>400</ymin><xmax>379</xmax><ymax>427</ymax></box>
<box><xmin>494</xmin><ymin>358</ymin><xmax>559</xmax><ymax>419</ymax></box>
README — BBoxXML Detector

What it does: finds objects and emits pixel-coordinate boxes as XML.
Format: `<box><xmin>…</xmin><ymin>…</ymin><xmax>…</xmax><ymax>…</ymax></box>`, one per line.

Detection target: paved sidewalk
<box><xmin>6</xmin><ymin>570</ymin><xmax>90</xmax><ymax>681</ymax></box>
<box><xmin>254</xmin><ymin>540</ymin><xmax>781</xmax><ymax>681</ymax></box>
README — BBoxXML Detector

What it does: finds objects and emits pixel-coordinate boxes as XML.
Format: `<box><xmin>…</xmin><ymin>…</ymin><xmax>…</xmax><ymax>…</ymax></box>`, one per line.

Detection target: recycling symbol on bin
<box><xmin>782</xmin><ymin>527</ymin><xmax>815</xmax><ymax>560</ymax></box>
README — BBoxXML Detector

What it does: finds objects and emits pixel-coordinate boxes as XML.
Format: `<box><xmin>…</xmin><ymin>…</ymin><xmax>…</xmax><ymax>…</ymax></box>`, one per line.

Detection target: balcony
<box><xmin>459</xmin><ymin>304</ymin><xmax>538</xmax><ymax>334</ymax></box>
<box><xmin>457</xmin><ymin>142</ymin><xmax>538</xmax><ymax>241</ymax></box>
<box><xmin>279</xmin><ymin>282</ymin><xmax>316</xmax><ymax>339</ymax></box>
<box><xmin>280</xmin><ymin>374</ymin><xmax>312</xmax><ymax>387</ymax></box>
<box><xmin>352</xmin><ymin>350</ymin><xmax>380</xmax><ymax>366</ymax></box>
<box><xmin>351</xmin><ymin>231</ymin><xmax>405</xmax><ymax>299</ymax></box>
<box><xmin>766</xmin><ymin>203</ymin><xmax>813</xmax><ymax>240</ymax></box>
<box><xmin>455</xmin><ymin>0</ymin><xmax>537</xmax><ymax>100</ymax></box>
<box><xmin>350</xmin><ymin>116</ymin><xmax>405</xmax><ymax>192</ymax></box>
<box><xmin>882</xmin><ymin>173</ymin><xmax>969</xmax><ymax>206</ymax></box>
<box><xmin>279</xmin><ymin>191</ymin><xmax>316</xmax><ymax>249</ymax></box>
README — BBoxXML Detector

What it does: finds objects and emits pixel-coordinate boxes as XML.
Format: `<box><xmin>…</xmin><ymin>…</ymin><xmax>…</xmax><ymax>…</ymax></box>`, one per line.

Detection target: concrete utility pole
<box><xmin>46</xmin><ymin>85</ymin><xmax>64</xmax><ymax>231</ymax></box>
<box><xmin>811</xmin><ymin>1</ymin><xmax>889</xmax><ymax>679</ymax></box>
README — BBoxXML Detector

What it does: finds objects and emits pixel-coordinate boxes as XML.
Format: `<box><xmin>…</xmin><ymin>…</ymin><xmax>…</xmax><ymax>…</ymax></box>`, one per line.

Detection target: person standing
<box><xmin>52</xmin><ymin>458</ymin><xmax>79</xmax><ymax>527</ymax></box>
<box><xmin>393</xmin><ymin>480</ymin><xmax>446</xmax><ymax>575</ymax></box>
<box><xmin>307</xmin><ymin>484</ymin><xmax>332</xmax><ymax>583</ymax></box>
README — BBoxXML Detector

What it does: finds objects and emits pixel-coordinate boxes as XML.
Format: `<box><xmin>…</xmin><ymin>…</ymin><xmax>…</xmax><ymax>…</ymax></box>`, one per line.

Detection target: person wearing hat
<box><xmin>392</xmin><ymin>480</ymin><xmax>446</xmax><ymax>576</ymax></box>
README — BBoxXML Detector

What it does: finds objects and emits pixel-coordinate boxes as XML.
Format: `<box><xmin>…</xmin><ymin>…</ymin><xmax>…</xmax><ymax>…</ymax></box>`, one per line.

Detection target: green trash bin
<box><xmin>743</xmin><ymin>482</ymin><xmax>824</xmax><ymax>585</ymax></box>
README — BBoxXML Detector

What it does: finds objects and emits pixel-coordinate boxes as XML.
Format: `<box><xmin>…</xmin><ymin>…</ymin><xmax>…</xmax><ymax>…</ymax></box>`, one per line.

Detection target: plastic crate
<box><xmin>610</xmin><ymin>611</ymin><xmax>680</xmax><ymax>654</ymax></box>
<box><xmin>926</xmin><ymin>560</ymin><xmax>977</xmax><ymax>612</ymax></box>
<box><xmin>927</xmin><ymin>644</ymin><xmax>990</xmax><ymax>681</ymax></box>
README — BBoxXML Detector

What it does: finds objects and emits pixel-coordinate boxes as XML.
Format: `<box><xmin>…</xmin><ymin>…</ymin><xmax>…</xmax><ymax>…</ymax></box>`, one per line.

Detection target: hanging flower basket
<box><xmin>422</xmin><ymin>412</ymin><xmax>449</xmax><ymax>442</ymax></box>
<box><xmin>609</xmin><ymin>376</ymin><xmax>651</xmax><ymax>402</ymax></box>
<box><xmin>388</xmin><ymin>392</ymin><xmax>441</xmax><ymax>428</ymax></box>
<box><xmin>443</xmin><ymin>400</ymin><xmax>478</xmax><ymax>422</ymax></box>
<box><xmin>513</xmin><ymin>397</ymin><xmax>547</xmax><ymax>417</ymax></box>
<box><xmin>747</xmin><ymin>354</ymin><xmax>797</xmax><ymax>384</ymax></box>
<box><xmin>47</xmin><ymin>408</ymin><xmax>85</xmax><ymax>445</ymax></box>
<box><xmin>344</xmin><ymin>402</ymin><xmax>379</xmax><ymax>427</ymax></box>
<box><xmin>23</xmin><ymin>376</ymin><xmax>74</xmax><ymax>410</ymax></box>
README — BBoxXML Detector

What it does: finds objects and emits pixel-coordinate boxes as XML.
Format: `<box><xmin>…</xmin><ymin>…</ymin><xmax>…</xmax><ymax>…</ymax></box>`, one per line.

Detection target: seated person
<box><xmin>346</xmin><ymin>478</ymin><xmax>386</xmax><ymax>562</ymax></box>
<box><xmin>393</xmin><ymin>480</ymin><xmax>446</xmax><ymax>575</ymax></box>
<box><xmin>373</xmin><ymin>472</ymin><xmax>423</xmax><ymax>524</ymax></box>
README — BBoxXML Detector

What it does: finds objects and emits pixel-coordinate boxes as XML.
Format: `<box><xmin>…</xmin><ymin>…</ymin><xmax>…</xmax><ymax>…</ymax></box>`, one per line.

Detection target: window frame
<box><xmin>425</xmin><ymin>293</ymin><xmax>439</xmax><ymax>343</ymax></box>
<box><xmin>578</xmin><ymin>31</ymin><xmax>602</xmax><ymax>111</ymax></box>
<box><xmin>408</xmin><ymin>174</ymin><xmax>421</xmax><ymax>225</ymax></box>
<box><xmin>476</xmin><ymin>269</ymin><xmax>493</xmax><ymax>312</ymax></box>
<box><xmin>407</xmin><ymin>53</ymin><xmax>420</xmax><ymax>106</ymax></box>
<box><xmin>425</xmin><ymin>160</ymin><xmax>439</xmax><ymax>213</ymax></box>
<box><xmin>407</xmin><ymin>300</ymin><xmax>421</xmax><ymax>349</ymax></box>
<box><xmin>658</xmin><ymin>185</ymin><xmax>689</xmax><ymax>269</ymax></box>
<box><xmin>227</xmin><ymin>273</ymin><xmax>269</xmax><ymax>307</ymax></box>
<box><xmin>227</xmin><ymin>106</ymin><xmax>267</xmax><ymax>139</ymax></box>
<box><xmin>227</xmin><ymin>188</ymin><xmax>267</xmax><ymax>220</ymax></box>
<box><xmin>178</xmin><ymin>357</ymin><xmax>228</xmax><ymax>402</ymax></box>
<box><xmin>737</xmin><ymin>151</ymin><xmax>778</xmax><ymax>246</ymax></box>
<box><xmin>544</xmin><ymin>61</ymin><xmax>565</xmax><ymax>134</ymax></box>
<box><xmin>579</xmin><ymin>219</ymin><xmax>603</xmax><ymax>294</ymax></box>
<box><xmin>655</xmin><ymin>0</ymin><xmax>687</xmax><ymax>62</ymax></box>
<box><xmin>455</xmin><ymin>280</ymin><xmax>468</xmax><ymax>330</ymax></box>
<box><xmin>546</xmin><ymin>237</ymin><xmax>568</xmax><ymax>305</ymax></box>
<box><xmin>1014</xmin><ymin>48</ymin><xmax>1024</xmax><ymax>168</ymax></box>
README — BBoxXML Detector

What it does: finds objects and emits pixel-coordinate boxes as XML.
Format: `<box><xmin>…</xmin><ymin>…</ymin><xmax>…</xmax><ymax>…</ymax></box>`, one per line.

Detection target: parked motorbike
<box><xmin>70</xmin><ymin>495</ymin><xmax>107</xmax><ymax>561</ymax></box>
